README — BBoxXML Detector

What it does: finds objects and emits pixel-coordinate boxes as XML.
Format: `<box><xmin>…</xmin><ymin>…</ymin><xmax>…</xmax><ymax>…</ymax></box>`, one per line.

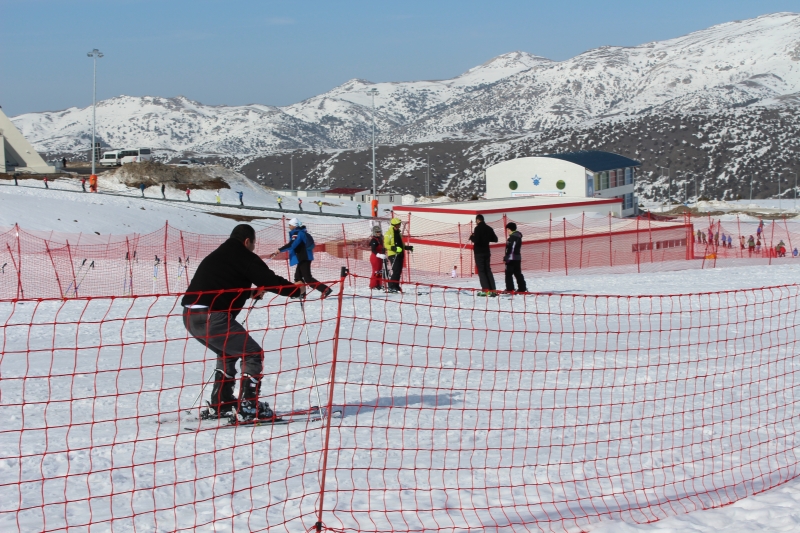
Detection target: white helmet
<box><xmin>288</xmin><ymin>218</ymin><xmax>301</xmax><ymax>227</ymax></box>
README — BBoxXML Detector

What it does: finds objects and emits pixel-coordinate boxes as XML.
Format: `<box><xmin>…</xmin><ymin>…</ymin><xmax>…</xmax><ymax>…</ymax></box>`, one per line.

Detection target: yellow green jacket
<box><xmin>384</xmin><ymin>228</ymin><xmax>405</xmax><ymax>257</ymax></box>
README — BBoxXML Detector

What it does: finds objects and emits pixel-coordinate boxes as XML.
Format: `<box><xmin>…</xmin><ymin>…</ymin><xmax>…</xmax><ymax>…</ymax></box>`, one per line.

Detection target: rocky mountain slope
<box><xmin>12</xmin><ymin>12</ymin><xmax>800</xmax><ymax>160</ymax></box>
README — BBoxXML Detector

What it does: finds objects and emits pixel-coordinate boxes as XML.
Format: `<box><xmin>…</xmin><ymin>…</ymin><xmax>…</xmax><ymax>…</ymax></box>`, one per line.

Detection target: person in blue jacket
<box><xmin>271</xmin><ymin>218</ymin><xmax>333</xmax><ymax>298</ymax></box>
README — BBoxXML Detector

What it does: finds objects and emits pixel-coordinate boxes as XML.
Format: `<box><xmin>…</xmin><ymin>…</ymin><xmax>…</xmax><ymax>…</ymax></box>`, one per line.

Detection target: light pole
<box><xmin>750</xmin><ymin>175</ymin><xmax>753</xmax><ymax>202</ymax></box>
<box><xmin>290</xmin><ymin>154</ymin><xmax>294</xmax><ymax>191</ymax></box>
<box><xmin>367</xmin><ymin>88</ymin><xmax>378</xmax><ymax>201</ymax></box>
<box><xmin>426</xmin><ymin>152</ymin><xmax>430</xmax><ymax>197</ymax></box>
<box><xmin>778</xmin><ymin>174</ymin><xmax>782</xmax><ymax>213</ymax></box>
<box><xmin>87</xmin><ymin>48</ymin><xmax>103</xmax><ymax>178</ymax></box>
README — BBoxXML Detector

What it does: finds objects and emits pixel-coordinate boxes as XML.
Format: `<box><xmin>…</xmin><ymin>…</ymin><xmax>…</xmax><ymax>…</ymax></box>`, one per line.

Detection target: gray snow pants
<box><xmin>183</xmin><ymin>308</ymin><xmax>263</xmax><ymax>377</ymax></box>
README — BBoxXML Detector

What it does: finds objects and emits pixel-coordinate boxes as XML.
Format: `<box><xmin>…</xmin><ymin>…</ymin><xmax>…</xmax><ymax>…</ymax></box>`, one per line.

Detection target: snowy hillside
<box><xmin>11</xmin><ymin>13</ymin><xmax>800</xmax><ymax>159</ymax></box>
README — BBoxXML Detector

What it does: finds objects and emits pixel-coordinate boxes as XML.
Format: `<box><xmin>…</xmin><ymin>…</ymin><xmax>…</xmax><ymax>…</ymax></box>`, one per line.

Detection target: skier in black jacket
<box><xmin>469</xmin><ymin>214</ymin><xmax>498</xmax><ymax>296</ymax></box>
<box><xmin>503</xmin><ymin>222</ymin><xmax>527</xmax><ymax>293</ymax></box>
<box><xmin>182</xmin><ymin>224</ymin><xmax>304</xmax><ymax>423</ymax></box>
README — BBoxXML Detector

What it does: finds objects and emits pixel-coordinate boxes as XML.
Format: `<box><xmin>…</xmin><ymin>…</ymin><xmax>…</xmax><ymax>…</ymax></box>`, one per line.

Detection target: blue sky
<box><xmin>1</xmin><ymin>0</ymin><xmax>797</xmax><ymax>116</ymax></box>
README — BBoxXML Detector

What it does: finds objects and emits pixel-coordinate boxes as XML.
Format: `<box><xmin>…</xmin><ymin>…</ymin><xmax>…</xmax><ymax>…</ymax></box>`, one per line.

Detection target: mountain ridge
<box><xmin>11</xmin><ymin>12</ymin><xmax>800</xmax><ymax>161</ymax></box>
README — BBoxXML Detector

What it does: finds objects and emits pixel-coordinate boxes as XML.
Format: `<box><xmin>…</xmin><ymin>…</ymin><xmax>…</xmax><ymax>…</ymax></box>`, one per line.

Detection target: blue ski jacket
<box><xmin>278</xmin><ymin>226</ymin><xmax>314</xmax><ymax>266</ymax></box>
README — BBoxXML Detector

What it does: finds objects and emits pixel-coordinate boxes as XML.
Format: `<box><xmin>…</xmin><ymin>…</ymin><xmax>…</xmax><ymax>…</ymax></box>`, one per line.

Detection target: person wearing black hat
<box><xmin>469</xmin><ymin>214</ymin><xmax>498</xmax><ymax>296</ymax></box>
<box><xmin>182</xmin><ymin>224</ymin><xmax>304</xmax><ymax>424</ymax></box>
<box><xmin>503</xmin><ymin>222</ymin><xmax>527</xmax><ymax>293</ymax></box>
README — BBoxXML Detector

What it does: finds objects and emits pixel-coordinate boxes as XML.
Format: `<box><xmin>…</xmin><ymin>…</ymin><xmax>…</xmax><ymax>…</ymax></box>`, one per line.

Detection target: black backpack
<box><xmin>304</xmin><ymin>231</ymin><xmax>315</xmax><ymax>251</ymax></box>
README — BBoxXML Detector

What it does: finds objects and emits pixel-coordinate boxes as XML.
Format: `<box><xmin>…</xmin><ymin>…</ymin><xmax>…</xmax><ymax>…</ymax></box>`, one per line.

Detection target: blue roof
<box><xmin>542</xmin><ymin>151</ymin><xmax>641</xmax><ymax>172</ymax></box>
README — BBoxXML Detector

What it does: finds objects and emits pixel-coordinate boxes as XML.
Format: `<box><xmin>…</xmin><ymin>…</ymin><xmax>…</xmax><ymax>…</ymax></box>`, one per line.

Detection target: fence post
<box><xmin>163</xmin><ymin>221</ymin><xmax>170</xmax><ymax>295</ymax></box>
<box><xmin>341</xmin><ymin>223</ymin><xmax>352</xmax><ymax>286</ymax></box>
<box><xmin>404</xmin><ymin>213</ymin><xmax>412</xmax><ymax>283</ymax></box>
<box><xmin>548</xmin><ymin>214</ymin><xmax>552</xmax><ymax>273</ymax></box>
<box><xmin>66</xmin><ymin>241</ymin><xmax>77</xmax><ymax>298</ymax></box>
<box><xmin>769</xmin><ymin>219</ymin><xmax>775</xmax><ymax>266</ymax></box>
<box><xmin>562</xmin><ymin>217</ymin><xmax>568</xmax><ymax>276</ymax></box>
<box><xmin>736</xmin><ymin>215</ymin><xmax>743</xmax><ymax>259</ymax></box>
<box><xmin>713</xmin><ymin>219</ymin><xmax>720</xmax><ymax>269</ymax></box>
<box><xmin>6</xmin><ymin>243</ymin><xmax>20</xmax><ymax>299</ymax></box>
<box><xmin>314</xmin><ymin>267</ymin><xmax>348</xmax><ymax>532</ymax></box>
<box><xmin>784</xmin><ymin>216</ymin><xmax>793</xmax><ymax>260</ymax></box>
<box><xmin>179</xmin><ymin>230</ymin><xmax>189</xmax><ymax>288</ymax></box>
<box><xmin>608</xmin><ymin>212</ymin><xmax>613</xmax><ymax>268</ymax></box>
<box><xmin>14</xmin><ymin>224</ymin><xmax>23</xmax><ymax>299</ymax></box>
<box><xmin>636</xmin><ymin>215</ymin><xmax>641</xmax><ymax>273</ymax></box>
<box><xmin>44</xmin><ymin>240</ymin><xmax>64</xmax><ymax>299</ymax></box>
<box><xmin>579</xmin><ymin>212</ymin><xmax>585</xmax><ymax>271</ymax></box>
<box><xmin>458</xmin><ymin>223</ymin><xmax>463</xmax><ymax>278</ymax></box>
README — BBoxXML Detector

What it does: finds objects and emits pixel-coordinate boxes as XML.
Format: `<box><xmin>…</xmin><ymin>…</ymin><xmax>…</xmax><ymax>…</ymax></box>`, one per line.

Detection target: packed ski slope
<box><xmin>1</xmin><ymin>184</ymin><xmax>800</xmax><ymax>532</ymax></box>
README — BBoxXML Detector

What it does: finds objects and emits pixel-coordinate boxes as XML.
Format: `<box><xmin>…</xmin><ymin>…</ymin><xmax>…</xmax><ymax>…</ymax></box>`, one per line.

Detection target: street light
<box><xmin>87</xmin><ymin>48</ymin><xmax>103</xmax><ymax>179</ymax></box>
<box><xmin>426</xmin><ymin>152</ymin><xmax>430</xmax><ymax>197</ymax></box>
<box><xmin>367</xmin><ymin>88</ymin><xmax>378</xmax><ymax>201</ymax></box>
<box><xmin>290</xmin><ymin>154</ymin><xmax>293</xmax><ymax>191</ymax></box>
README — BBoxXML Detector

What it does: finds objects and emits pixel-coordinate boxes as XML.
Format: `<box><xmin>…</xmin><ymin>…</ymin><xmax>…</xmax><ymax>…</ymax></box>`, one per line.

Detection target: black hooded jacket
<box><xmin>469</xmin><ymin>221</ymin><xmax>499</xmax><ymax>254</ymax></box>
<box><xmin>182</xmin><ymin>238</ymin><xmax>297</xmax><ymax>315</ymax></box>
<box><xmin>504</xmin><ymin>230</ymin><xmax>523</xmax><ymax>262</ymax></box>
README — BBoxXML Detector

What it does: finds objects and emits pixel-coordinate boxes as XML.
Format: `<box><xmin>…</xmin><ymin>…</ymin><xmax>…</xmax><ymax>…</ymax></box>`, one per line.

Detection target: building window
<box><xmin>625</xmin><ymin>168</ymin><xmax>633</xmax><ymax>185</ymax></box>
<box><xmin>556</xmin><ymin>180</ymin><xmax>566</xmax><ymax>190</ymax></box>
<box><xmin>610</xmin><ymin>170</ymin><xmax>617</xmax><ymax>188</ymax></box>
<box><xmin>509</xmin><ymin>181</ymin><xmax>518</xmax><ymax>190</ymax></box>
<box><xmin>600</xmin><ymin>172</ymin><xmax>609</xmax><ymax>190</ymax></box>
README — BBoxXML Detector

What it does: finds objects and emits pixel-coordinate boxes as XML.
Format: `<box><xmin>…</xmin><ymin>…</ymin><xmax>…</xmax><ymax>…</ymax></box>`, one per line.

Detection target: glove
<box><xmin>394</xmin><ymin>247</ymin><xmax>403</xmax><ymax>254</ymax></box>
<box><xmin>376</xmin><ymin>253</ymin><xmax>387</xmax><ymax>260</ymax></box>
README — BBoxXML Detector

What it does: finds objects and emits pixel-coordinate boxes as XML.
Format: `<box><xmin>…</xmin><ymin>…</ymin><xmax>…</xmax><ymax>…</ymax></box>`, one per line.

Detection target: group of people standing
<box><xmin>366</xmin><ymin>214</ymin><xmax>527</xmax><ymax>296</ymax></box>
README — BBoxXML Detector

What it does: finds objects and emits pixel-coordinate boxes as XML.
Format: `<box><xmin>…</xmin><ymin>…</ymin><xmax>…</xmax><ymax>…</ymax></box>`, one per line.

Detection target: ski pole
<box><xmin>299</xmin><ymin>298</ymin><xmax>326</xmax><ymax>434</ymax></box>
<box><xmin>188</xmin><ymin>371</ymin><xmax>217</xmax><ymax>412</ymax></box>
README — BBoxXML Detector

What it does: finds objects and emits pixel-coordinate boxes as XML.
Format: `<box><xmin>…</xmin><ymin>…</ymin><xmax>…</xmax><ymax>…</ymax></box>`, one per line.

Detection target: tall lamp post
<box><xmin>426</xmin><ymin>152</ymin><xmax>430</xmax><ymax>197</ymax></box>
<box><xmin>656</xmin><ymin>165</ymin><xmax>670</xmax><ymax>205</ymax></box>
<box><xmin>87</xmin><ymin>48</ymin><xmax>103</xmax><ymax>180</ymax></box>
<box><xmin>290</xmin><ymin>154</ymin><xmax>294</xmax><ymax>191</ymax></box>
<box><xmin>367</xmin><ymin>88</ymin><xmax>378</xmax><ymax>202</ymax></box>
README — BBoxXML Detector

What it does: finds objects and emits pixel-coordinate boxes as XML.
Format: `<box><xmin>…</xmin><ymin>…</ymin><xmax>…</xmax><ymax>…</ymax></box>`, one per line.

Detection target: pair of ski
<box><xmin>184</xmin><ymin>405</ymin><xmax>342</xmax><ymax>432</ymax></box>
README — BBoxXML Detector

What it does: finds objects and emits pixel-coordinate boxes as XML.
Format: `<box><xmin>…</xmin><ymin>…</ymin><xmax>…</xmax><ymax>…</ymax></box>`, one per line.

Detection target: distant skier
<box><xmin>13</xmin><ymin>174</ymin><xmax>18</xmax><ymax>186</ymax></box>
<box><xmin>161</xmin><ymin>183</ymin><xmax>166</xmax><ymax>199</ymax></box>
<box><xmin>727</xmin><ymin>235</ymin><xmax>732</xmax><ymax>248</ymax></box>
<box><xmin>277</xmin><ymin>196</ymin><xmax>283</xmax><ymax>210</ymax></box>
<box><xmin>317</xmin><ymin>200</ymin><xmax>323</xmax><ymax>213</ymax></box>
<box><xmin>794</xmin><ymin>248</ymin><xmax>798</xmax><ymax>257</ymax></box>
<box><xmin>186</xmin><ymin>188</ymin><xmax>191</xmax><ymax>202</ymax></box>
<box><xmin>182</xmin><ymin>224</ymin><xmax>303</xmax><ymax>423</ymax></box>
<box><xmin>272</xmin><ymin>218</ymin><xmax>333</xmax><ymax>298</ymax></box>
<box><xmin>451</xmin><ymin>265</ymin><xmax>458</xmax><ymax>278</ymax></box>
<box><xmin>503</xmin><ymin>222</ymin><xmax>527</xmax><ymax>293</ymax></box>
<box><xmin>81</xmin><ymin>177</ymin><xmax>87</xmax><ymax>192</ymax></box>
<box><xmin>61</xmin><ymin>157</ymin><xmax>67</xmax><ymax>169</ymax></box>
<box><xmin>747</xmin><ymin>235</ymin><xmax>755</xmax><ymax>255</ymax></box>
<box><xmin>298</xmin><ymin>198</ymin><xmax>303</xmax><ymax>211</ymax></box>
<box><xmin>696</xmin><ymin>229</ymin><xmax>702</xmax><ymax>243</ymax></box>
<box><xmin>469</xmin><ymin>214</ymin><xmax>498</xmax><ymax>297</ymax></box>
<box><xmin>368</xmin><ymin>225</ymin><xmax>386</xmax><ymax>290</ymax></box>
<box><xmin>139</xmin><ymin>183</ymin><xmax>146</xmax><ymax>197</ymax></box>
<box><xmin>357</xmin><ymin>204</ymin><xmax>362</xmax><ymax>217</ymax></box>
<box><xmin>777</xmin><ymin>240</ymin><xmax>787</xmax><ymax>257</ymax></box>
<box><xmin>756</xmin><ymin>237</ymin><xmax>761</xmax><ymax>253</ymax></box>
<box><xmin>216</xmin><ymin>192</ymin><xmax>221</xmax><ymax>204</ymax></box>
<box><xmin>384</xmin><ymin>217</ymin><xmax>412</xmax><ymax>293</ymax></box>
<box><xmin>238</xmin><ymin>191</ymin><xmax>244</xmax><ymax>206</ymax></box>
<box><xmin>740</xmin><ymin>235</ymin><xmax>745</xmax><ymax>250</ymax></box>
<box><xmin>43</xmin><ymin>176</ymin><xmax>49</xmax><ymax>189</ymax></box>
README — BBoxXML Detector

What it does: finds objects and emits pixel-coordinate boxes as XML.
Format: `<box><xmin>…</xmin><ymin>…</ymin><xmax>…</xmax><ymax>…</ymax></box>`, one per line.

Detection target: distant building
<box><xmin>0</xmin><ymin>107</ymin><xmax>56</xmax><ymax>174</ymax></box>
<box><xmin>485</xmin><ymin>151</ymin><xmax>640</xmax><ymax>217</ymax></box>
<box><xmin>322</xmin><ymin>187</ymin><xmax>371</xmax><ymax>201</ymax></box>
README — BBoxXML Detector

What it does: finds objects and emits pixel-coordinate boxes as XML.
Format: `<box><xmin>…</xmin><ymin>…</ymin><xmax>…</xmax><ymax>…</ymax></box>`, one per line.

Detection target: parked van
<box><xmin>100</xmin><ymin>150</ymin><xmax>123</xmax><ymax>166</ymax></box>
<box><xmin>119</xmin><ymin>148</ymin><xmax>152</xmax><ymax>165</ymax></box>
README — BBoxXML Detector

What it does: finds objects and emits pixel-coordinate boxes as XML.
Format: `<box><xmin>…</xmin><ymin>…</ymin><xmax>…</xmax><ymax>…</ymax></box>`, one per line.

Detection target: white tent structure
<box><xmin>0</xmin><ymin>107</ymin><xmax>56</xmax><ymax>174</ymax></box>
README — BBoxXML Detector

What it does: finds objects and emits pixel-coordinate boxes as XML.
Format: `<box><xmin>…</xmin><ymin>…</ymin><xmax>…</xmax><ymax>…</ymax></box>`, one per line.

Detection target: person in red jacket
<box><xmin>368</xmin><ymin>225</ymin><xmax>387</xmax><ymax>290</ymax></box>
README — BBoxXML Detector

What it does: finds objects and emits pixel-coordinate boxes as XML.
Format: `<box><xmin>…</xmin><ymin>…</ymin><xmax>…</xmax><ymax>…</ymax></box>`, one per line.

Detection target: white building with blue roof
<box><xmin>485</xmin><ymin>151</ymin><xmax>640</xmax><ymax>217</ymax></box>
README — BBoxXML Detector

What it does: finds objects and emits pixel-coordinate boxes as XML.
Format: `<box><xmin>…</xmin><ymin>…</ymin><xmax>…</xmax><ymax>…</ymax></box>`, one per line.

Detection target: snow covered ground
<box><xmin>2</xmin><ymin>182</ymin><xmax>800</xmax><ymax>532</ymax></box>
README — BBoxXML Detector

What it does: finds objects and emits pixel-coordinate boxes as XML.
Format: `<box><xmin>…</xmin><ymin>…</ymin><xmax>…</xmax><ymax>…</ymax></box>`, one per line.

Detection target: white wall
<box><xmin>486</xmin><ymin>157</ymin><xmax>586</xmax><ymax>199</ymax></box>
<box><xmin>396</xmin><ymin>201</ymin><xmax>622</xmax><ymax>225</ymax></box>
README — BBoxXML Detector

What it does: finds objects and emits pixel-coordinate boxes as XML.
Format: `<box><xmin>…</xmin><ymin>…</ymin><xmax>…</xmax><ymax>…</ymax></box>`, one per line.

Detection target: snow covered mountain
<box><xmin>11</xmin><ymin>12</ymin><xmax>800</xmax><ymax>160</ymax></box>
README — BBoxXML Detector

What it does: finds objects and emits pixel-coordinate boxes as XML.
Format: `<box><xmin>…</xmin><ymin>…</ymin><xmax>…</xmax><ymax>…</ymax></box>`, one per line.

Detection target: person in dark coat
<box><xmin>469</xmin><ymin>214</ymin><xmax>498</xmax><ymax>296</ymax></box>
<box><xmin>272</xmin><ymin>218</ymin><xmax>332</xmax><ymax>298</ymax></box>
<box><xmin>161</xmin><ymin>183</ymin><xmax>166</xmax><ymax>199</ymax></box>
<box><xmin>182</xmin><ymin>224</ymin><xmax>303</xmax><ymax>423</ymax></box>
<box><xmin>503</xmin><ymin>222</ymin><xmax>527</xmax><ymax>293</ymax></box>
<box><xmin>384</xmin><ymin>217</ymin><xmax>413</xmax><ymax>293</ymax></box>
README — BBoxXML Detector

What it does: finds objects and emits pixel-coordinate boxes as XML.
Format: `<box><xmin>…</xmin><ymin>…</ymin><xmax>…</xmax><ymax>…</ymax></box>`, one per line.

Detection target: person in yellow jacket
<box><xmin>384</xmin><ymin>218</ymin><xmax>413</xmax><ymax>292</ymax></box>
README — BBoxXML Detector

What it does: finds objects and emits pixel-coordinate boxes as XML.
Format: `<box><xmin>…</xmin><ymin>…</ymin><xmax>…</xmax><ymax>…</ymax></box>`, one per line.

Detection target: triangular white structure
<box><xmin>0</xmin><ymin>107</ymin><xmax>55</xmax><ymax>174</ymax></box>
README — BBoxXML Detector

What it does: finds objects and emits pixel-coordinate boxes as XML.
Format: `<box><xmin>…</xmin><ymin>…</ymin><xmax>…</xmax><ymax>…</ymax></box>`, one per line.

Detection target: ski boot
<box><xmin>200</xmin><ymin>369</ymin><xmax>238</xmax><ymax>420</ymax></box>
<box><xmin>234</xmin><ymin>374</ymin><xmax>282</xmax><ymax>424</ymax></box>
